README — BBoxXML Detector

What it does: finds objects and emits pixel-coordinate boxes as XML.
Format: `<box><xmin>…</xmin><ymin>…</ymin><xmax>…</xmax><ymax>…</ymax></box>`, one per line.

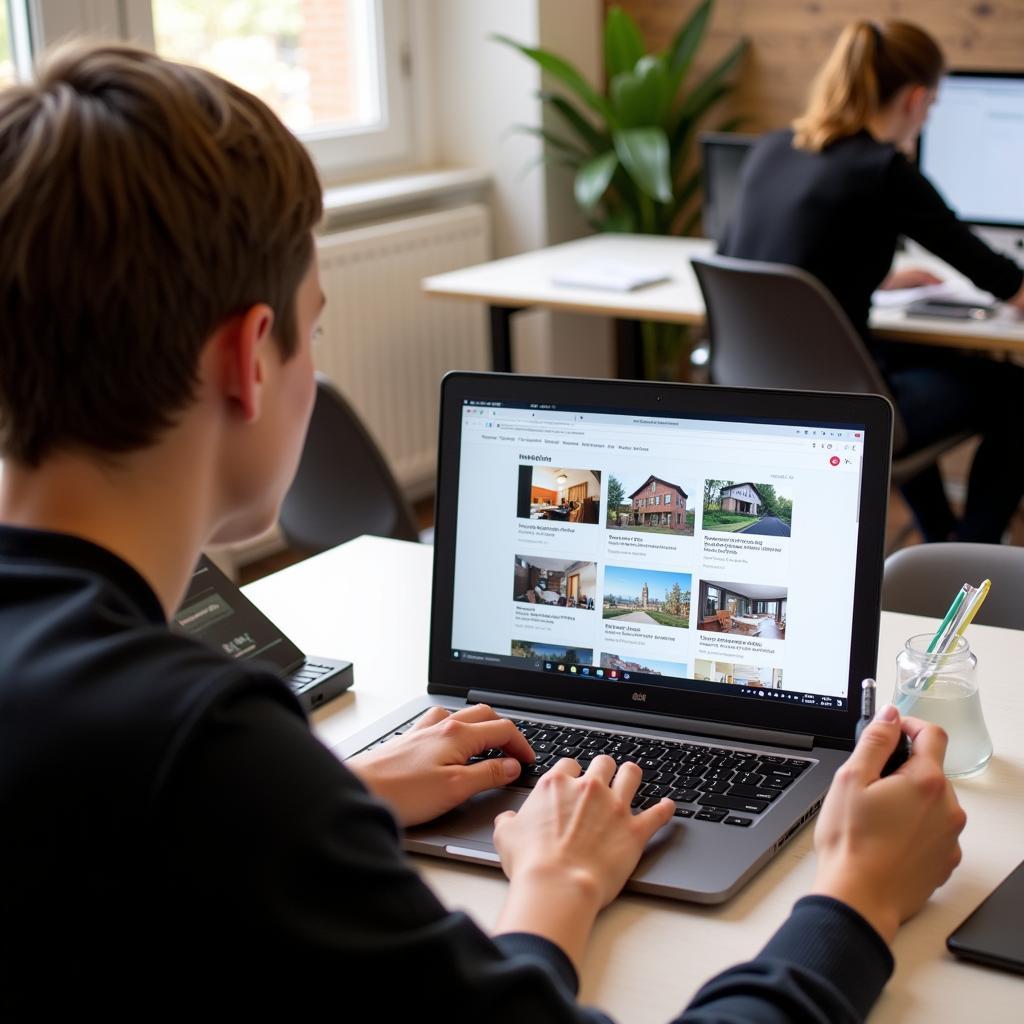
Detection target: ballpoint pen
<box><xmin>856</xmin><ymin>678</ymin><xmax>912</xmax><ymax>776</ymax></box>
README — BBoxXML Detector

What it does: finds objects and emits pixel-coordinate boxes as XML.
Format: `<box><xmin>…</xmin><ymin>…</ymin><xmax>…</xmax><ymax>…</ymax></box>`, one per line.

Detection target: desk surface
<box><xmin>244</xmin><ymin>536</ymin><xmax>1024</xmax><ymax>1023</ymax></box>
<box><xmin>423</xmin><ymin>233</ymin><xmax>1024</xmax><ymax>355</ymax></box>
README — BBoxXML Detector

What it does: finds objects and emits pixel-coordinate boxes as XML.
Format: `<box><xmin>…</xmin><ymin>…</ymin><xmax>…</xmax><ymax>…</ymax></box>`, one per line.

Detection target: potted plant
<box><xmin>497</xmin><ymin>1</ymin><xmax>748</xmax><ymax>378</ymax></box>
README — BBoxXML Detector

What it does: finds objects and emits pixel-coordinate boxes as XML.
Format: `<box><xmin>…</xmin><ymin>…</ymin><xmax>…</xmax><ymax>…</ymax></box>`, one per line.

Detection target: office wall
<box><xmin>606</xmin><ymin>0</ymin><xmax>1024</xmax><ymax>132</ymax></box>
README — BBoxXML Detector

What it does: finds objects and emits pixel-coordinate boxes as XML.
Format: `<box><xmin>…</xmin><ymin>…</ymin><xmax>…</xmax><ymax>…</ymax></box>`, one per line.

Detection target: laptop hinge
<box><xmin>466</xmin><ymin>690</ymin><xmax>814</xmax><ymax>751</ymax></box>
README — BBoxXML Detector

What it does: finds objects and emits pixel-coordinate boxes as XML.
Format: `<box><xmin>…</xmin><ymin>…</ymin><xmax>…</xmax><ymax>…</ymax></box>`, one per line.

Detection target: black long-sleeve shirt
<box><xmin>0</xmin><ymin>525</ymin><xmax>892</xmax><ymax>1019</ymax></box>
<box><xmin>720</xmin><ymin>129</ymin><xmax>1023</xmax><ymax>345</ymax></box>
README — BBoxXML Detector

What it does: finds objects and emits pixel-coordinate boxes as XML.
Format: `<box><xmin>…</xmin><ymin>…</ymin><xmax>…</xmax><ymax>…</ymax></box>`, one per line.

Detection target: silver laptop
<box><xmin>337</xmin><ymin>372</ymin><xmax>892</xmax><ymax>903</ymax></box>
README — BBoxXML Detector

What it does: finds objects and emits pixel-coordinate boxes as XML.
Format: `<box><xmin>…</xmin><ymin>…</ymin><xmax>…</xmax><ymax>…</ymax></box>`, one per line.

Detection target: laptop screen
<box><xmin>443</xmin><ymin>388</ymin><xmax>875</xmax><ymax>723</ymax></box>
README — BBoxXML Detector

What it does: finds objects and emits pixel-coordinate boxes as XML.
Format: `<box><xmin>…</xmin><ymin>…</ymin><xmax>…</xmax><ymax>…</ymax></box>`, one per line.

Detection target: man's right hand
<box><xmin>811</xmin><ymin>705</ymin><xmax>967</xmax><ymax>943</ymax></box>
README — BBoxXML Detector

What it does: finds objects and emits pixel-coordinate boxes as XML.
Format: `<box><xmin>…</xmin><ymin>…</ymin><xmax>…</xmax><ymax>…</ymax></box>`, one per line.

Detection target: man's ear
<box><xmin>218</xmin><ymin>303</ymin><xmax>275</xmax><ymax>423</ymax></box>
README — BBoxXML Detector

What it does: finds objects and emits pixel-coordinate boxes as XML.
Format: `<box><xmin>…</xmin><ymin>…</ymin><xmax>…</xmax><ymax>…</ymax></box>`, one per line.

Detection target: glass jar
<box><xmin>894</xmin><ymin>634</ymin><xmax>992</xmax><ymax>778</ymax></box>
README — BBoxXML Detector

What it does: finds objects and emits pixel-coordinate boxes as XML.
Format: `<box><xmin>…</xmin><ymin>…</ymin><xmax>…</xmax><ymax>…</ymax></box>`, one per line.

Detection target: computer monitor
<box><xmin>918</xmin><ymin>71</ymin><xmax>1024</xmax><ymax>230</ymax></box>
<box><xmin>699</xmin><ymin>132</ymin><xmax>758</xmax><ymax>243</ymax></box>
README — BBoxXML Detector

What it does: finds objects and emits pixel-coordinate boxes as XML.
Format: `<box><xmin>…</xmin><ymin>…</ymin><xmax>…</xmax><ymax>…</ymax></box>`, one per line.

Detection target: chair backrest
<box><xmin>691</xmin><ymin>253</ymin><xmax>907</xmax><ymax>452</ymax></box>
<box><xmin>882</xmin><ymin>542</ymin><xmax>1024</xmax><ymax>630</ymax></box>
<box><xmin>278</xmin><ymin>373</ymin><xmax>419</xmax><ymax>554</ymax></box>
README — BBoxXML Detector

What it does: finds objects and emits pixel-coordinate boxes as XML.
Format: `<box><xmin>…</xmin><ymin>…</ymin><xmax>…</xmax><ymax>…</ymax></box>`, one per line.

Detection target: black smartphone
<box><xmin>905</xmin><ymin>298</ymin><xmax>994</xmax><ymax>320</ymax></box>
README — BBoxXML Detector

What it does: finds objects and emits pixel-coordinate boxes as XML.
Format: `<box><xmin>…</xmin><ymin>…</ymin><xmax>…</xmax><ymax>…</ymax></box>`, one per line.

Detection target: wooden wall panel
<box><xmin>606</xmin><ymin>0</ymin><xmax>1024</xmax><ymax>131</ymax></box>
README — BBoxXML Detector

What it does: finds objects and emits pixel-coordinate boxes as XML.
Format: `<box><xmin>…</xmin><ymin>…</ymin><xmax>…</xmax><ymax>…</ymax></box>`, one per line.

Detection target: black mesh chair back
<box><xmin>691</xmin><ymin>253</ymin><xmax>908</xmax><ymax>452</ymax></box>
<box><xmin>278</xmin><ymin>373</ymin><xmax>419</xmax><ymax>554</ymax></box>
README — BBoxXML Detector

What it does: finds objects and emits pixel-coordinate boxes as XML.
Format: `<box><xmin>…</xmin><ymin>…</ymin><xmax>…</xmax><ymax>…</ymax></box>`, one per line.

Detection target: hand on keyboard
<box><xmin>346</xmin><ymin>704</ymin><xmax>535</xmax><ymax>827</ymax></box>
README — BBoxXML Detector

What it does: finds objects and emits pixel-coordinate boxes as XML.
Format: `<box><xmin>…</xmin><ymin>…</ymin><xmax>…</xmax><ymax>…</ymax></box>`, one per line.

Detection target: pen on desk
<box><xmin>856</xmin><ymin>679</ymin><xmax>912</xmax><ymax>776</ymax></box>
<box><xmin>928</xmin><ymin>586</ymin><xmax>968</xmax><ymax>654</ymax></box>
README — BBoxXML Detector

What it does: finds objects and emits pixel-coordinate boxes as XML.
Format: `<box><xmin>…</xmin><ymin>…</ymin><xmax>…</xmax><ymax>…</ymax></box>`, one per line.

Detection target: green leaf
<box><xmin>538</xmin><ymin>91</ymin><xmax>608</xmax><ymax>153</ymax></box>
<box><xmin>518</xmin><ymin>152</ymin><xmax>581</xmax><ymax>182</ymax></box>
<box><xmin>610</xmin><ymin>55</ymin><xmax>669</xmax><ymax>128</ymax></box>
<box><xmin>669</xmin><ymin>81</ymin><xmax>733</xmax><ymax>170</ymax></box>
<box><xmin>664</xmin><ymin>0</ymin><xmax>713</xmax><ymax>97</ymax></box>
<box><xmin>673</xmin><ymin>37</ymin><xmax>747</xmax><ymax>128</ymax></box>
<box><xmin>604</xmin><ymin>6</ymin><xmax>646</xmax><ymax>79</ymax></box>
<box><xmin>575</xmin><ymin>151</ymin><xmax>619</xmax><ymax>210</ymax></box>
<box><xmin>614</xmin><ymin>127</ymin><xmax>673</xmax><ymax>204</ymax></box>
<box><xmin>493</xmin><ymin>35</ymin><xmax>616</xmax><ymax>125</ymax></box>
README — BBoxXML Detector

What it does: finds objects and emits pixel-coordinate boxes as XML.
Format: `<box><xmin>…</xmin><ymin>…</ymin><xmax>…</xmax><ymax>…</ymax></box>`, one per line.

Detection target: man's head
<box><xmin>0</xmin><ymin>41</ymin><xmax>323</xmax><ymax>503</ymax></box>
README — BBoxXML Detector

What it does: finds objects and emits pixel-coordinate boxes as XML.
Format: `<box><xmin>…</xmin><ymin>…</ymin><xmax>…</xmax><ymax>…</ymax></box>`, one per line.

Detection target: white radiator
<box><xmin>314</xmin><ymin>204</ymin><xmax>491</xmax><ymax>498</ymax></box>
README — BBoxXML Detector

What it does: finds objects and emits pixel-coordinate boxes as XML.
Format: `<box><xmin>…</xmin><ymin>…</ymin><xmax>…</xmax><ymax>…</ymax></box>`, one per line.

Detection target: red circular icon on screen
<box><xmin>829</xmin><ymin>455</ymin><xmax>841</xmax><ymax>466</ymax></box>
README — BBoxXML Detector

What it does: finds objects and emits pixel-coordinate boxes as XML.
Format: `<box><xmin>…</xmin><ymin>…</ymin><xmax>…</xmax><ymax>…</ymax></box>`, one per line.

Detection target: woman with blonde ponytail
<box><xmin>721</xmin><ymin>20</ymin><xmax>1024</xmax><ymax>544</ymax></box>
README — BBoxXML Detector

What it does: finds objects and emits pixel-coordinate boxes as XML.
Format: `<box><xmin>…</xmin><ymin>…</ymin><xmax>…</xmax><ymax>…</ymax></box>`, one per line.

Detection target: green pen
<box><xmin>927</xmin><ymin>585</ymin><xmax>968</xmax><ymax>654</ymax></box>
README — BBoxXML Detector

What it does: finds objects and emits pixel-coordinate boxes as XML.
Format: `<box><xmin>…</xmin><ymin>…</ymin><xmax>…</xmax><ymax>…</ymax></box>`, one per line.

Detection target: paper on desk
<box><xmin>552</xmin><ymin>259</ymin><xmax>672</xmax><ymax>292</ymax></box>
<box><xmin>871</xmin><ymin>282</ymin><xmax>996</xmax><ymax>309</ymax></box>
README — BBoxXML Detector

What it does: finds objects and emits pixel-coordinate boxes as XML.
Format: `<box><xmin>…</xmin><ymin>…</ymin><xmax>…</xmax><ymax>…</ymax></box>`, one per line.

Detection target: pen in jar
<box><xmin>855</xmin><ymin>678</ymin><xmax>912</xmax><ymax>776</ymax></box>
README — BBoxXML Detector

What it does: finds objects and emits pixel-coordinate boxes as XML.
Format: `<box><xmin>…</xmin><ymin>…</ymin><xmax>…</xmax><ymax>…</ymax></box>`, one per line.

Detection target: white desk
<box><xmin>423</xmin><ymin>234</ymin><xmax>1024</xmax><ymax>374</ymax></box>
<box><xmin>244</xmin><ymin>536</ymin><xmax>1024</xmax><ymax>1023</ymax></box>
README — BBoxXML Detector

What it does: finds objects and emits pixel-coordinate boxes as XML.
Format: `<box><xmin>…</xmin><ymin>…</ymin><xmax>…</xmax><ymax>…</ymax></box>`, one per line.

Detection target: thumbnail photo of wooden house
<box><xmin>516</xmin><ymin>465</ymin><xmax>601</xmax><ymax>523</ymax></box>
<box><xmin>513</xmin><ymin>555</ymin><xmax>597</xmax><ymax>609</ymax></box>
<box><xmin>696</xmin><ymin>579</ymin><xmax>787</xmax><ymax>639</ymax></box>
<box><xmin>603</xmin><ymin>565</ymin><xmax>691</xmax><ymax>628</ymax></box>
<box><xmin>702</xmin><ymin>479</ymin><xmax>793</xmax><ymax>537</ymax></box>
<box><xmin>606</xmin><ymin>473</ymin><xmax>696</xmax><ymax>535</ymax></box>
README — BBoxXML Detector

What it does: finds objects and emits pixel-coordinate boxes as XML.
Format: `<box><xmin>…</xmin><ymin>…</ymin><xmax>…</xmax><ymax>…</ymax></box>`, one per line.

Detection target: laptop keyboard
<box><xmin>286</xmin><ymin>660</ymin><xmax>338</xmax><ymax>694</ymax></box>
<box><xmin>361</xmin><ymin>713</ymin><xmax>812</xmax><ymax>829</ymax></box>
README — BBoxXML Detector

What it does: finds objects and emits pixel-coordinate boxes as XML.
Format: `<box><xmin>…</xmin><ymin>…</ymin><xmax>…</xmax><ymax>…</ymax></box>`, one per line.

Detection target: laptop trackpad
<box><xmin>408</xmin><ymin>788</ymin><xmax>527</xmax><ymax>846</ymax></box>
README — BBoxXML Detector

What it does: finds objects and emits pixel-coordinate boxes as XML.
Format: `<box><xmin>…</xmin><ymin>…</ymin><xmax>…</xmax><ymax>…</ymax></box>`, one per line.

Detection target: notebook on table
<box><xmin>337</xmin><ymin>372</ymin><xmax>891</xmax><ymax>903</ymax></box>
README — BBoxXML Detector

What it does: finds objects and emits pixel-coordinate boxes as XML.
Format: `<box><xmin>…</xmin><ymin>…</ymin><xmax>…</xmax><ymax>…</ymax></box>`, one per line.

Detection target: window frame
<box><xmin>26</xmin><ymin>0</ymin><xmax>414</xmax><ymax>179</ymax></box>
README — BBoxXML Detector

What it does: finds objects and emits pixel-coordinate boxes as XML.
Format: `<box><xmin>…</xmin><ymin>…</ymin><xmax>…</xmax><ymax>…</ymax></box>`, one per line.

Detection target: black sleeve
<box><xmin>888</xmin><ymin>152</ymin><xmax>1024</xmax><ymax>300</ymax></box>
<box><xmin>157</xmin><ymin>682</ymin><xmax>890</xmax><ymax>1022</ymax></box>
<box><xmin>155</xmin><ymin>681</ymin><xmax>614</xmax><ymax>1020</ymax></box>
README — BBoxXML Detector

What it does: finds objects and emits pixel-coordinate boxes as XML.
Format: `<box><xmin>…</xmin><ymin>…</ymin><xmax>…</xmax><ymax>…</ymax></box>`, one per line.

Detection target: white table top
<box><xmin>423</xmin><ymin>233</ymin><xmax>1024</xmax><ymax>355</ymax></box>
<box><xmin>244</xmin><ymin>536</ymin><xmax>1024</xmax><ymax>1023</ymax></box>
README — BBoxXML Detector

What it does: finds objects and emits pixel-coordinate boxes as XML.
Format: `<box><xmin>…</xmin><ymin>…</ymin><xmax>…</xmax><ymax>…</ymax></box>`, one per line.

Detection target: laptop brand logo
<box><xmin>632</xmin><ymin>691</ymin><xmax>647</xmax><ymax>702</ymax></box>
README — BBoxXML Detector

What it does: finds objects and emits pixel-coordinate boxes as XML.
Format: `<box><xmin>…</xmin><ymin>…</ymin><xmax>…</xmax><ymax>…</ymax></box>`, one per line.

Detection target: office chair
<box><xmin>278</xmin><ymin>373</ymin><xmax>420</xmax><ymax>555</ymax></box>
<box><xmin>690</xmin><ymin>253</ymin><xmax>972</xmax><ymax>503</ymax></box>
<box><xmin>882</xmin><ymin>542</ymin><xmax>1024</xmax><ymax>630</ymax></box>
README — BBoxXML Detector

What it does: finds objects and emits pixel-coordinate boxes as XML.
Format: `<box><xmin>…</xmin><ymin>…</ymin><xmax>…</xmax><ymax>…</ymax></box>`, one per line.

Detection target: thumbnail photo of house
<box><xmin>516</xmin><ymin>465</ymin><xmax>601</xmax><ymax>523</ymax></box>
<box><xmin>696</xmin><ymin>579</ymin><xmax>787</xmax><ymax>639</ymax></box>
<box><xmin>602</xmin><ymin>565</ymin><xmax>691</xmax><ymax>628</ymax></box>
<box><xmin>701</xmin><ymin>480</ymin><xmax>793</xmax><ymax>537</ymax></box>
<box><xmin>600</xmin><ymin>653</ymin><xmax>689</xmax><ymax>680</ymax></box>
<box><xmin>512</xmin><ymin>555</ymin><xmax>597</xmax><ymax>609</ymax></box>
<box><xmin>511</xmin><ymin>640</ymin><xmax>594</xmax><ymax>666</ymax></box>
<box><xmin>693</xmin><ymin>659</ymin><xmax>784</xmax><ymax>689</ymax></box>
<box><xmin>606</xmin><ymin>472</ymin><xmax>696</xmax><ymax>535</ymax></box>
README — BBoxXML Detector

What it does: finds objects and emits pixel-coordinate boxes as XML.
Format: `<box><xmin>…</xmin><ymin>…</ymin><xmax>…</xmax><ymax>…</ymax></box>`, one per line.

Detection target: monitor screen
<box><xmin>919</xmin><ymin>72</ymin><xmax>1024</xmax><ymax>229</ymax></box>
<box><xmin>447</xmin><ymin>398</ymin><xmax>868</xmax><ymax>714</ymax></box>
<box><xmin>700</xmin><ymin>132</ymin><xmax>757</xmax><ymax>243</ymax></box>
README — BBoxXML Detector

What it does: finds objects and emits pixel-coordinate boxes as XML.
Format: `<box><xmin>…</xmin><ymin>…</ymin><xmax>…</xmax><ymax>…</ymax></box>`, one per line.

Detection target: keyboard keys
<box><xmin>695</xmin><ymin>808</ymin><xmax>728</xmax><ymax>822</ymax></box>
<box><xmin>729</xmin><ymin>784</ymin><xmax>780</xmax><ymax>802</ymax></box>
<box><xmin>674</xmin><ymin>806</ymin><xmax>695</xmax><ymax>818</ymax></box>
<box><xmin>724</xmin><ymin>816</ymin><xmax>753</xmax><ymax>827</ymax></box>
<box><xmin>698</xmin><ymin>794</ymin><xmax>769</xmax><ymax>814</ymax></box>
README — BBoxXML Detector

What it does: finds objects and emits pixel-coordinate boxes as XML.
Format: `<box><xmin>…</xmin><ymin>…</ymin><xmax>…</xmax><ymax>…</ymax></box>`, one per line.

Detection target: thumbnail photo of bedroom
<box><xmin>516</xmin><ymin>465</ymin><xmax>601</xmax><ymax>523</ymax></box>
<box><xmin>513</xmin><ymin>555</ymin><xmax>598</xmax><ymax>609</ymax></box>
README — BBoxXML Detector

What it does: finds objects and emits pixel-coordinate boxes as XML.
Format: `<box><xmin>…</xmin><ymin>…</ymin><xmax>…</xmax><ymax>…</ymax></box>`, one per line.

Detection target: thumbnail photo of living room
<box><xmin>516</xmin><ymin>465</ymin><xmax>601</xmax><ymax>523</ymax></box>
<box><xmin>513</xmin><ymin>555</ymin><xmax>598</xmax><ymax>609</ymax></box>
<box><xmin>511</xmin><ymin>639</ymin><xmax>594</xmax><ymax>666</ymax></box>
<box><xmin>696</xmin><ymin>580</ymin><xmax>787</xmax><ymax>639</ymax></box>
<box><xmin>605</xmin><ymin>472</ymin><xmax>696</xmax><ymax>535</ymax></box>
<box><xmin>602</xmin><ymin>565</ymin><xmax>691</xmax><ymax>628</ymax></box>
<box><xmin>693</xmin><ymin>658</ymin><xmax>784</xmax><ymax>688</ymax></box>
<box><xmin>701</xmin><ymin>479</ymin><xmax>793</xmax><ymax>537</ymax></box>
<box><xmin>600</xmin><ymin>652</ymin><xmax>689</xmax><ymax>680</ymax></box>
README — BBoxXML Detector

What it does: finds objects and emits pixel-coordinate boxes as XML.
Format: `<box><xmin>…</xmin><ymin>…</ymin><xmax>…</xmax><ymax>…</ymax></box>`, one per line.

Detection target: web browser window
<box><xmin>450</xmin><ymin>401</ymin><xmax>866</xmax><ymax>712</ymax></box>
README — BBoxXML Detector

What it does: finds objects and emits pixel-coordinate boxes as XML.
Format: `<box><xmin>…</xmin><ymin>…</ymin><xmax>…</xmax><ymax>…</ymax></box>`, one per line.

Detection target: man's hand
<box><xmin>811</xmin><ymin>705</ymin><xmax>967</xmax><ymax>943</ymax></box>
<box><xmin>879</xmin><ymin>268</ymin><xmax>943</xmax><ymax>290</ymax></box>
<box><xmin>347</xmin><ymin>704</ymin><xmax>535</xmax><ymax>827</ymax></box>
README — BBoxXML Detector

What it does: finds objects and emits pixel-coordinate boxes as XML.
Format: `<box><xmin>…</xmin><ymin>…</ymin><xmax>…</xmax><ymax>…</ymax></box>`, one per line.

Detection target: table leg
<box><xmin>615</xmin><ymin>319</ymin><xmax>646</xmax><ymax>380</ymax></box>
<box><xmin>489</xmin><ymin>305</ymin><xmax>518</xmax><ymax>373</ymax></box>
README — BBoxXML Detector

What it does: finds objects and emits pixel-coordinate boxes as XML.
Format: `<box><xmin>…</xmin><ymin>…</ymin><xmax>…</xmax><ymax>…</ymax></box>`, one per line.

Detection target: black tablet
<box><xmin>947</xmin><ymin>858</ymin><xmax>1024</xmax><ymax>974</ymax></box>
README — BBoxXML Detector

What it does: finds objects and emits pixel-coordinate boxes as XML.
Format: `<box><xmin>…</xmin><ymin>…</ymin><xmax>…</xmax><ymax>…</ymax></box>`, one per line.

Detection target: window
<box><xmin>1</xmin><ymin>5</ymin><xmax>12</xmax><ymax>88</ymax></box>
<box><xmin>1</xmin><ymin>0</ymin><xmax>31</xmax><ymax>86</ymax></box>
<box><xmin>19</xmin><ymin>0</ymin><xmax>412</xmax><ymax>178</ymax></box>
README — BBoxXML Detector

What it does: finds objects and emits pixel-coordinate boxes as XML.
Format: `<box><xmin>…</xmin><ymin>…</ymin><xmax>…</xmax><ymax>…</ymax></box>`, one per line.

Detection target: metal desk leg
<box><xmin>615</xmin><ymin>319</ymin><xmax>646</xmax><ymax>380</ymax></box>
<box><xmin>489</xmin><ymin>305</ymin><xmax>518</xmax><ymax>373</ymax></box>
